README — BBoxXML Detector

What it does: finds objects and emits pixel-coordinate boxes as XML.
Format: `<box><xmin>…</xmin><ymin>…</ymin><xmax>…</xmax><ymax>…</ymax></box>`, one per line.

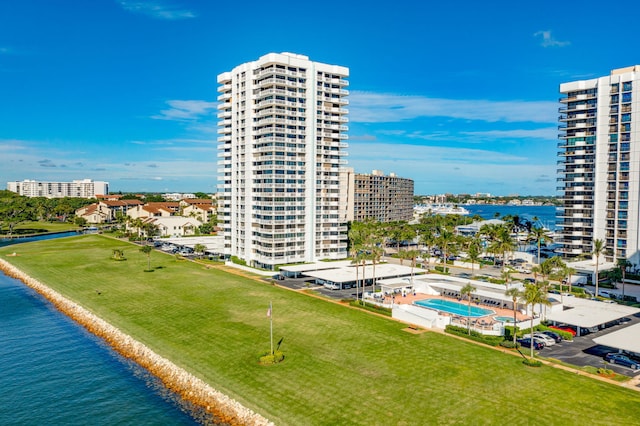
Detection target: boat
<box><xmin>414</xmin><ymin>204</ymin><xmax>470</xmax><ymax>216</ymax></box>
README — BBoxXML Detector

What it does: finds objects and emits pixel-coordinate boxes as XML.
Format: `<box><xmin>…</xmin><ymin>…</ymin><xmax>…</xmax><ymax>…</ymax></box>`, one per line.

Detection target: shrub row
<box><xmin>445</xmin><ymin>325</ymin><xmax>505</xmax><ymax>346</ymax></box>
<box><xmin>348</xmin><ymin>300</ymin><xmax>392</xmax><ymax>316</ymax></box>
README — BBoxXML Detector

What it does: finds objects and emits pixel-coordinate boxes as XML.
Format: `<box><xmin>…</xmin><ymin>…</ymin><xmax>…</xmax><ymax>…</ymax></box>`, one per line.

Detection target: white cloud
<box><xmin>460</xmin><ymin>127</ymin><xmax>557</xmax><ymax>140</ymax></box>
<box><xmin>346</xmin><ymin>141</ymin><xmax>556</xmax><ymax>194</ymax></box>
<box><xmin>116</xmin><ymin>0</ymin><xmax>196</xmax><ymax>20</ymax></box>
<box><xmin>534</xmin><ymin>30</ymin><xmax>570</xmax><ymax>48</ymax></box>
<box><xmin>152</xmin><ymin>100</ymin><xmax>216</xmax><ymax>121</ymax></box>
<box><xmin>349</xmin><ymin>91</ymin><xmax>557</xmax><ymax>124</ymax></box>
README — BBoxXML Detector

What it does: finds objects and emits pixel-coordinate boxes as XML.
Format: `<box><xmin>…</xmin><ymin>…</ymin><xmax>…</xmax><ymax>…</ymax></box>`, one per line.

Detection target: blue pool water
<box><xmin>494</xmin><ymin>316</ymin><xmax>515</xmax><ymax>323</ymax></box>
<box><xmin>414</xmin><ymin>299</ymin><xmax>494</xmax><ymax>317</ymax></box>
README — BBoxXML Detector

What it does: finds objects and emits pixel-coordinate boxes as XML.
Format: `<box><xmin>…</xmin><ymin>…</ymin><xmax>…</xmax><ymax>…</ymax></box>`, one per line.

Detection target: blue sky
<box><xmin>1</xmin><ymin>1</ymin><xmax>638</xmax><ymax>195</ymax></box>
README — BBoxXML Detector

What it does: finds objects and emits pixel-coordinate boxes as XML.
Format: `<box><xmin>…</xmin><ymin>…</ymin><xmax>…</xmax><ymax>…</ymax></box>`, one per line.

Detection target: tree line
<box><xmin>0</xmin><ymin>190</ymin><xmax>94</xmax><ymax>235</ymax></box>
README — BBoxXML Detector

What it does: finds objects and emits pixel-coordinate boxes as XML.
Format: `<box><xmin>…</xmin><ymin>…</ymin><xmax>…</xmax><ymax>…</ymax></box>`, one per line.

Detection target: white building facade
<box><xmin>217</xmin><ymin>52</ymin><xmax>350</xmax><ymax>269</ymax></box>
<box><xmin>7</xmin><ymin>179</ymin><xmax>109</xmax><ymax>198</ymax></box>
<box><xmin>557</xmin><ymin>66</ymin><xmax>640</xmax><ymax>263</ymax></box>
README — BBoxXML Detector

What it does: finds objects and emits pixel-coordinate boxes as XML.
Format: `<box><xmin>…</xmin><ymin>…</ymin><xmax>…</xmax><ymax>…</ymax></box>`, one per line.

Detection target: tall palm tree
<box><xmin>348</xmin><ymin>226</ymin><xmax>365</xmax><ymax>301</ymax></box>
<box><xmin>592</xmin><ymin>239</ymin><xmax>605</xmax><ymax>299</ymax></box>
<box><xmin>520</xmin><ymin>283</ymin><xmax>551</xmax><ymax>359</ymax></box>
<box><xmin>617</xmin><ymin>258</ymin><xmax>632</xmax><ymax>301</ymax></box>
<box><xmin>460</xmin><ymin>283</ymin><xmax>476</xmax><ymax>335</ymax></box>
<box><xmin>370</xmin><ymin>244</ymin><xmax>384</xmax><ymax>293</ymax></box>
<box><xmin>419</xmin><ymin>231</ymin><xmax>436</xmax><ymax>271</ymax></box>
<box><xmin>505</xmin><ymin>287</ymin><xmax>522</xmax><ymax>344</ymax></box>
<box><xmin>406</xmin><ymin>249</ymin><xmax>420</xmax><ymax>284</ymax></box>
<box><xmin>562</xmin><ymin>265</ymin><xmax>577</xmax><ymax>295</ymax></box>
<box><xmin>437</xmin><ymin>227</ymin><xmax>456</xmax><ymax>271</ymax></box>
<box><xmin>490</xmin><ymin>225</ymin><xmax>515</xmax><ymax>274</ymax></box>
<box><xmin>528</xmin><ymin>226</ymin><xmax>553</xmax><ymax>265</ymax></box>
<box><xmin>466</xmin><ymin>236</ymin><xmax>482</xmax><ymax>277</ymax></box>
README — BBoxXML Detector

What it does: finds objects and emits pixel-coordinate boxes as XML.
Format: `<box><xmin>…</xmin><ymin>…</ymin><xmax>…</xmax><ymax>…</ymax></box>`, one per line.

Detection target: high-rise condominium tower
<box><xmin>217</xmin><ymin>53</ymin><xmax>349</xmax><ymax>269</ymax></box>
<box><xmin>557</xmin><ymin>65</ymin><xmax>640</xmax><ymax>263</ymax></box>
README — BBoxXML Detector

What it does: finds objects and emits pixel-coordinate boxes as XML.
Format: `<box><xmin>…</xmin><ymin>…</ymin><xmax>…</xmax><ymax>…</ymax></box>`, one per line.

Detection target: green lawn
<box><xmin>2</xmin><ymin>235</ymin><xmax>639</xmax><ymax>425</ymax></box>
<box><xmin>1</xmin><ymin>221</ymin><xmax>81</xmax><ymax>235</ymax></box>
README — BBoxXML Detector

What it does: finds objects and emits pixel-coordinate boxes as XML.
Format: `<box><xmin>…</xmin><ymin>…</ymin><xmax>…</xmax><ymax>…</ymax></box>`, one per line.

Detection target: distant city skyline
<box><xmin>1</xmin><ymin>1</ymin><xmax>638</xmax><ymax>195</ymax></box>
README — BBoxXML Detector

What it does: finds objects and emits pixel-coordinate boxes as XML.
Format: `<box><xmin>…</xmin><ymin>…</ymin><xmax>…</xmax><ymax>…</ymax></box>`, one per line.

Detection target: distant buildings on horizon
<box><xmin>7</xmin><ymin>179</ymin><xmax>109</xmax><ymax>199</ymax></box>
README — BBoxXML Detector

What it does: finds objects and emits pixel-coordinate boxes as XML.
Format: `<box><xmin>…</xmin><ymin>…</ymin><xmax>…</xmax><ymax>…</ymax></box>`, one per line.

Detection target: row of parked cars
<box><xmin>153</xmin><ymin>241</ymin><xmax>194</xmax><ymax>256</ymax></box>
<box><xmin>517</xmin><ymin>330</ymin><xmax>563</xmax><ymax>350</ymax></box>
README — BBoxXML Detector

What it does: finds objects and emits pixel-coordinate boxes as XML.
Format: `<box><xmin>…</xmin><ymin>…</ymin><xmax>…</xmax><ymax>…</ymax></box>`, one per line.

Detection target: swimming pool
<box><xmin>494</xmin><ymin>316</ymin><xmax>515</xmax><ymax>323</ymax></box>
<box><xmin>414</xmin><ymin>299</ymin><xmax>494</xmax><ymax>317</ymax></box>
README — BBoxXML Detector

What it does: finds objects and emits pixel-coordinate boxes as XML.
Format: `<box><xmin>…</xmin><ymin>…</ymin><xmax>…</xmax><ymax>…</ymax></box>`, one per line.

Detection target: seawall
<box><xmin>0</xmin><ymin>258</ymin><xmax>273</xmax><ymax>426</ymax></box>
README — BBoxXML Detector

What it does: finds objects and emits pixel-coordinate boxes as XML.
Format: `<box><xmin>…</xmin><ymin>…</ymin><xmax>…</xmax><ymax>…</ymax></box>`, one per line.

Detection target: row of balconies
<box><xmin>559</xmin><ymin>92</ymin><xmax>597</xmax><ymax>103</ymax></box>
<box><xmin>558</xmin><ymin>112</ymin><xmax>596</xmax><ymax>122</ymax></box>
<box><xmin>257</xmin><ymin>67</ymin><xmax>305</xmax><ymax>78</ymax></box>
<box><xmin>558</xmin><ymin>103</ymin><xmax>596</xmax><ymax>113</ymax></box>
<box><xmin>255</xmin><ymin>77</ymin><xmax>306</xmax><ymax>88</ymax></box>
<box><xmin>317</xmin><ymin>75</ymin><xmax>349</xmax><ymax>86</ymax></box>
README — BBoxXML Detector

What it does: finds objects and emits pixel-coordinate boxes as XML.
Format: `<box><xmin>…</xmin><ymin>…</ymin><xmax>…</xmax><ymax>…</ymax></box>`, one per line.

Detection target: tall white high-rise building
<box><xmin>557</xmin><ymin>65</ymin><xmax>640</xmax><ymax>263</ymax></box>
<box><xmin>217</xmin><ymin>53</ymin><xmax>350</xmax><ymax>269</ymax></box>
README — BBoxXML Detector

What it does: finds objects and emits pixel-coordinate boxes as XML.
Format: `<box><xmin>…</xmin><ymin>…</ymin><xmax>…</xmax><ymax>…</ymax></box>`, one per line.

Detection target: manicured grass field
<box><xmin>2</xmin><ymin>235</ymin><xmax>639</xmax><ymax>425</ymax></box>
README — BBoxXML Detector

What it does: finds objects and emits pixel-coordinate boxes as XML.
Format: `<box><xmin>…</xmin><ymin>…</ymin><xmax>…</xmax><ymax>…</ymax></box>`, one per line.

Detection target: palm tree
<box><xmin>139</xmin><ymin>244</ymin><xmax>153</xmax><ymax>271</ymax></box>
<box><xmin>528</xmin><ymin>226</ymin><xmax>553</xmax><ymax>265</ymax></box>
<box><xmin>460</xmin><ymin>283</ymin><xmax>476</xmax><ymax>335</ymax></box>
<box><xmin>617</xmin><ymin>258</ymin><xmax>632</xmax><ymax>302</ymax></box>
<box><xmin>466</xmin><ymin>237</ymin><xmax>482</xmax><ymax>277</ymax></box>
<box><xmin>592</xmin><ymin>239</ymin><xmax>605</xmax><ymax>299</ymax></box>
<box><xmin>562</xmin><ymin>265</ymin><xmax>577</xmax><ymax>295</ymax></box>
<box><xmin>194</xmin><ymin>243</ymin><xmax>207</xmax><ymax>259</ymax></box>
<box><xmin>406</xmin><ymin>249</ymin><xmax>420</xmax><ymax>284</ymax></box>
<box><xmin>490</xmin><ymin>225</ymin><xmax>515</xmax><ymax>274</ymax></box>
<box><xmin>419</xmin><ymin>231</ymin><xmax>436</xmax><ymax>271</ymax></box>
<box><xmin>437</xmin><ymin>227</ymin><xmax>456</xmax><ymax>271</ymax></box>
<box><xmin>520</xmin><ymin>283</ymin><xmax>551</xmax><ymax>358</ymax></box>
<box><xmin>370</xmin><ymin>244</ymin><xmax>384</xmax><ymax>293</ymax></box>
<box><xmin>348</xmin><ymin>226</ymin><xmax>365</xmax><ymax>301</ymax></box>
<box><xmin>505</xmin><ymin>287</ymin><xmax>522</xmax><ymax>344</ymax></box>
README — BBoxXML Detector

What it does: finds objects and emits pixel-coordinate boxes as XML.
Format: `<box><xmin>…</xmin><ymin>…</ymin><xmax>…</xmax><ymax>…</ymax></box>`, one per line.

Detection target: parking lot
<box><xmin>524</xmin><ymin>315</ymin><xmax>640</xmax><ymax>378</ymax></box>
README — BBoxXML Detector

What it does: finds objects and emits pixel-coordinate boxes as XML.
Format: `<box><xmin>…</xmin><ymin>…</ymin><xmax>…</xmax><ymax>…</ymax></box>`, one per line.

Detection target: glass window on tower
<box><xmin>623</xmin><ymin>81</ymin><xmax>632</xmax><ymax>91</ymax></box>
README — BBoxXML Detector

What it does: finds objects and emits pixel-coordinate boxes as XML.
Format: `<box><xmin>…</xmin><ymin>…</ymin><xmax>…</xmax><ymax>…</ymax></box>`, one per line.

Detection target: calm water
<box><xmin>465</xmin><ymin>204</ymin><xmax>557</xmax><ymax>230</ymax></box>
<box><xmin>0</xmin><ymin>271</ymin><xmax>203</xmax><ymax>425</ymax></box>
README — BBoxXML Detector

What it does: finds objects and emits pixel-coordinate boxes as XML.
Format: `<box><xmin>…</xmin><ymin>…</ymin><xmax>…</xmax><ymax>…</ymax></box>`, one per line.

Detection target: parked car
<box><xmin>522</xmin><ymin>334</ymin><xmax>550</xmax><ymax>347</ymax></box>
<box><xmin>531</xmin><ymin>332</ymin><xmax>556</xmax><ymax>346</ymax></box>
<box><xmin>518</xmin><ymin>338</ymin><xmax>544</xmax><ymax>350</ymax></box>
<box><xmin>549</xmin><ymin>325</ymin><xmax>577</xmax><ymax>336</ymax></box>
<box><xmin>605</xmin><ymin>353</ymin><xmax>640</xmax><ymax>370</ymax></box>
<box><xmin>541</xmin><ymin>330</ymin><xmax>562</xmax><ymax>343</ymax></box>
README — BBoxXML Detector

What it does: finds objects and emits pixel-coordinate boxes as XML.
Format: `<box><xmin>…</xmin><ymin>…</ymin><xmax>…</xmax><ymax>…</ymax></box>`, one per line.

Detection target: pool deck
<box><xmin>385</xmin><ymin>292</ymin><xmax>530</xmax><ymax>327</ymax></box>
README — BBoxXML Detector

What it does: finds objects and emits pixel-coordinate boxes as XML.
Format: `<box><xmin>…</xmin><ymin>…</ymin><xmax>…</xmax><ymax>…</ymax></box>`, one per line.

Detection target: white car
<box><xmin>523</xmin><ymin>333</ymin><xmax>554</xmax><ymax>347</ymax></box>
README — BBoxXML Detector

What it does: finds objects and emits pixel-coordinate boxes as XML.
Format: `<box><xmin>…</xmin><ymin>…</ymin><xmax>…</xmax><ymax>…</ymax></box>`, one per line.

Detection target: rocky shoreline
<box><xmin>0</xmin><ymin>258</ymin><xmax>273</xmax><ymax>426</ymax></box>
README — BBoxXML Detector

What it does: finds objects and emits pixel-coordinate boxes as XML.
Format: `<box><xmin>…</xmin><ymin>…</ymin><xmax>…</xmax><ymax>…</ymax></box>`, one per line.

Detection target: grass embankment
<box><xmin>1</xmin><ymin>221</ymin><xmax>80</xmax><ymax>236</ymax></box>
<box><xmin>2</xmin><ymin>235</ymin><xmax>639</xmax><ymax>425</ymax></box>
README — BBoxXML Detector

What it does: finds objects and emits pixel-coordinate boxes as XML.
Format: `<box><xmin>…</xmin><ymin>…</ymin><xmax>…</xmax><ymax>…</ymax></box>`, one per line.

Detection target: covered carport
<box><xmin>593</xmin><ymin>322</ymin><xmax>640</xmax><ymax>356</ymax></box>
<box><xmin>546</xmin><ymin>297</ymin><xmax>640</xmax><ymax>336</ymax></box>
<box><xmin>303</xmin><ymin>263</ymin><xmax>427</xmax><ymax>290</ymax></box>
<box><xmin>278</xmin><ymin>261</ymin><xmax>353</xmax><ymax>278</ymax></box>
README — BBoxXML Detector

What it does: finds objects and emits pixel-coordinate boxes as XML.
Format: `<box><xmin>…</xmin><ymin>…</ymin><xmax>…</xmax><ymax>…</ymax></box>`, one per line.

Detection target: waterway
<box><xmin>0</xmin><ymin>261</ymin><xmax>203</xmax><ymax>424</ymax></box>
<box><xmin>465</xmin><ymin>204</ymin><xmax>557</xmax><ymax>230</ymax></box>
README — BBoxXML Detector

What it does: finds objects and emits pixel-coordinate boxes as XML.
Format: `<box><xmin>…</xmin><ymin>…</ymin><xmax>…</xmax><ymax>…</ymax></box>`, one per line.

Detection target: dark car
<box><xmin>518</xmin><ymin>338</ymin><xmax>544</xmax><ymax>350</ymax></box>
<box><xmin>605</xmin><ymin>353</ymin><xmax>639</xmax><ymax>370</ymax></box>
<box><xmin>541</xmin><ymin>330</ymin><xmax>562</xmax><ymax>343</ymax></box>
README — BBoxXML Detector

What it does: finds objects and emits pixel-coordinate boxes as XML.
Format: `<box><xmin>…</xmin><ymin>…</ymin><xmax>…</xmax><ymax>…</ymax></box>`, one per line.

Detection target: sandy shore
<box><xmin>0</xmin><ymin>258</ymin><xmax>273</xmax><ymax>426</ymax></box>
